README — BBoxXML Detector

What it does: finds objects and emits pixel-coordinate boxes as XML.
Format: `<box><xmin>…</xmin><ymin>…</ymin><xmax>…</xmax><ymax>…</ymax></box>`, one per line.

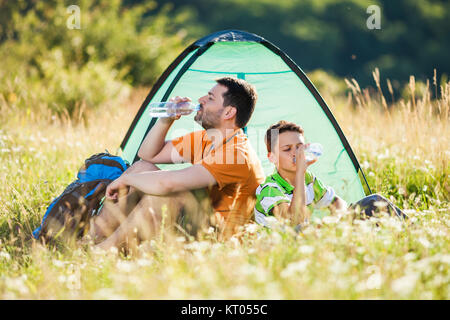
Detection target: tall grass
<box><xmin>343</xmin><ymin>69</ymin><xmax>449</xmax><ymax>210</ymax></box>
<box><xmin>0</xmin><ymin>73</ymin><xmax>448</xmax><ymax>299</ymax></box>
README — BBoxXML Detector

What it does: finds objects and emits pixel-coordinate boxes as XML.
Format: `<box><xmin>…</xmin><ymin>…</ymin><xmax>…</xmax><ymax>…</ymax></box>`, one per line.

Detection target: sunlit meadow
<box><xmin>0</xmin><ymin>74</ymin><xmax>448</xmax><ymax>299</ymax></box>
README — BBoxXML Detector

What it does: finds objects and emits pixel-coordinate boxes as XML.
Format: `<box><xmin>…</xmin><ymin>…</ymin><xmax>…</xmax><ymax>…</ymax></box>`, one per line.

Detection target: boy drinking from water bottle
<box><xmin>254</xmin><ymin>121</ymin><xmax>407</xmax><ymax>228</ymax></box>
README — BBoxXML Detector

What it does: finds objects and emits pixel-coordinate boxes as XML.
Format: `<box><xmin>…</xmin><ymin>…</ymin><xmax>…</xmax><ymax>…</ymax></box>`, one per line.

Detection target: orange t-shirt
<box><xmin>172</xmin><ymin>128</ymin><xmax>265</xmax><ymax>238</ymax></box>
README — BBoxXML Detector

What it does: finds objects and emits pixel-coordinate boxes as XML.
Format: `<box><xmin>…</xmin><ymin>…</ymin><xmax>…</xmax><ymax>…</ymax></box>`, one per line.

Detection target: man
<box><xmin>254</xmin><ymin>120</ymin><xmax>407</xmax><ymax>228</ymax></box>
<box><xmin>91</xmin><ymin>77</ymin><xmax>265</xmax><ymax>250</ymax></box>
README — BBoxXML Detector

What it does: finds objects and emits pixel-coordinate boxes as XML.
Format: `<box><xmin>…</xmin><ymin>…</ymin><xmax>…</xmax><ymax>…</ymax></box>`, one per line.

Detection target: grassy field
<box><xmin>0</xmin><ymin>78</ymin><xmax>448</xmax><ymax>299</ymax></box>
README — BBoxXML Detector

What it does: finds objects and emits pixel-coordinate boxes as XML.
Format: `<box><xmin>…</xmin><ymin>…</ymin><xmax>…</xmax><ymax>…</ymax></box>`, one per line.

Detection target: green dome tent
<box><xmin>119</xmin><ymin>30</ymin><xmax>371</xmax><ymax>204</ymax></box>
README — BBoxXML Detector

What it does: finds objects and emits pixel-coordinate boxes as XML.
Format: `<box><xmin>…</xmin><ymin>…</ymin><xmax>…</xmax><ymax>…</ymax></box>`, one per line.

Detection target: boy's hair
<box><xmin>265</xmin><ymin>120</ymin><xmax>304</xmax><ymax>153</ymax></box>
<box><xmin>215</xmin><ymin>77</ymin><xmax>258</xmax><ymax>128</ymax></box>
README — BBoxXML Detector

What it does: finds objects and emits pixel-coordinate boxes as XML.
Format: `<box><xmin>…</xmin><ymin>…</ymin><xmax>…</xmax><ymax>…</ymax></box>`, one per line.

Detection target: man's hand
<box><xmin>159</xmin><ymin>96</ymin><xmax>192</xmax><ymax>124</ymax></box>
<box><xmin>105</xmin><ymin>177</ymin><xmax>129</xmax><ymax>201</ymax></box>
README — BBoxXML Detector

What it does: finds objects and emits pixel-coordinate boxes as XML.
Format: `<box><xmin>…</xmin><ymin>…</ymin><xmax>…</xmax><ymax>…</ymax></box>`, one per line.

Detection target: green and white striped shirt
<box><xmin>254</xmin><ymin>170</ymin><xmax>336</xmax><ymax>227</ymax></box>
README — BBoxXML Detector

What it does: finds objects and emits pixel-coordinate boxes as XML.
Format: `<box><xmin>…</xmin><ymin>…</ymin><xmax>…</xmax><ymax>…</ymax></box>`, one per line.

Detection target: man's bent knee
<box><xmin>138</xmin><ymin>190</ymin><xmax>211</xmax><ymax>238</ymax></box>
<box><xmin>127</xmin><ymin>160</ymin><xmax>160</xmax><ymax>174</ymax></box>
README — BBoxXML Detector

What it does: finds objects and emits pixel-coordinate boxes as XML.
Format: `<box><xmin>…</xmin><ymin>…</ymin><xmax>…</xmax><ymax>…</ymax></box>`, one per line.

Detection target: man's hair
<box><xmin>265</xmin><ymin>120</ymin><xmax>304</xmax><ymax>153</ymax></box>
<box><xmin>215</xmin><ymin>77</ymin><xmax>257</xmax><ymax>128</ymax></box>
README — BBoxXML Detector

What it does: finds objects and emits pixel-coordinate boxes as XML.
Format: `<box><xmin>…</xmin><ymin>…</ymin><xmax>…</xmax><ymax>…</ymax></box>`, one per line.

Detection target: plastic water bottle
<box><xmin>148</xmin><ymin>101</ymin><xmax>201</xmax><ymax>118</ymax></box>
<box><xmin>294</xmin><ymin>143</ymin><xmax>323</xmax><ymax>163</ymax></box>
<box><xmin>305</xmin><ymin>143</ymin><xmax>323</xmax><ymax>162</ymax></box>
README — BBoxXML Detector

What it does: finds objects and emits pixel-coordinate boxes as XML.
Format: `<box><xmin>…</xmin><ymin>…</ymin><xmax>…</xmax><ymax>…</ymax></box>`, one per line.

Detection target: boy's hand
<box><xmin>295</xmin><ymin>144</ymin><xmax>317</xmax><ymax>173</ymax></box>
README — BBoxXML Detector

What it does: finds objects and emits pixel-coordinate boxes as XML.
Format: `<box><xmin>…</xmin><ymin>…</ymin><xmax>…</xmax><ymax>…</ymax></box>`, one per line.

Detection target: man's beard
<box><xmin>195</xmin><ymin>109</ymin><xmax>222</xmax><ymax>130</ymax></box>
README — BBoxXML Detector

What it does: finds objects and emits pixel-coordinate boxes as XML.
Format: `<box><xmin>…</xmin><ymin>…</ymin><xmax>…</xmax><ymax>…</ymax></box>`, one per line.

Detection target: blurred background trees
<box><xmin>0</xmin><ymin>0</ymin><xmax>190</xmax><ymax>120</ymax></box>
<box><xmin>147</xmin><ymin>0</ymin><xmax>449</xmax><ymax>89</ymax></box>
<box><xmin>0</xmin><ymin>0</ymin><xmax>449</xmax><ymax>120</ymax></box>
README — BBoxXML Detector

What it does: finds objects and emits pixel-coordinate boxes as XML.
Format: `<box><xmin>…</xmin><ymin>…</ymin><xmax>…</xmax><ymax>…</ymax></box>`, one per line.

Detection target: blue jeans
<box><xmin>349</xmin><ymin>194</ymin><xmax>408</xmax><ymax>219</ymax></box>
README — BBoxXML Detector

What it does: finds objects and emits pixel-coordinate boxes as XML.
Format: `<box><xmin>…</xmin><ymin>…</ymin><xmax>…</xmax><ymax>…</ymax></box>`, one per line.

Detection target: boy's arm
<box><xmin>287</xmin><ymin>169</ymin><xmax>310</xmax><ymax>224</ymax></box>
<box><xmin>272</xmin><ymin>147</ymin><xmax>313</xmax><ymax>225</ymax></box>
<box><xmin>271</xmin><ymin>172</ymin><xmax>309</xmax><ymax>225</ymax></box>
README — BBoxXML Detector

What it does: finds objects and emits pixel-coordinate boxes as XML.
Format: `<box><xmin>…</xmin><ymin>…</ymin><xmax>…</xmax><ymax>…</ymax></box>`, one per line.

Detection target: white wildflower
<box><xmin>264</xmin><ymin>215</ymin><xmax>279</xmax><ymax>226</ymax></box>
<box><xmin>175</xmin><ymin>236</ymin><xmax>186</xmax><ymax>242</ymax></box>
<box><xmin>439</xmin><ymin>254</ymin><xmax>450</xmax><ymax>265</ymax></box>
<box><xmin>252</xmin><ymin>267</ymin><xmax>269</xmax><ymax>283</ymax></box>
<box><xmin>263</xmin><ymin>282</ymin><xmax>284</xmax><ymax>299</ymax></box>
<box><xmin>5</xmin><ymin>275</ymin><xmax>29</xmax><ymax>295</ymax></box>
<box><xmin>0</xmin><ymin>251</ymin><xmax>11</xmax><ymax>260</ymax></box>
<box><xmin>280</xmin><ymin>259</ymin><xmax>310</xmax><ymax>278</ymax></box>
<box><xmin>93</xmin><ymin>288</ymin><xmax>126</xmax><ymax>300</ymax></box>
<box><xmin>228</xmin><ymin>249</ymin><xmax>241</xmax><ymax>258</ymax></box>
<box><xmin>52</xmin><ymin>259</ymin><xmax>66</xmax><ymax>268</ymax></box>
<box><xmin>322</xmin><ymin>215</ymin><xmax>339</xmax><ymax>225</ymax></box>
<box><xmin>230</xmin><ymin>285</ymin><xmax>252</xmax><ymax>299</ymax></box>
<box><xmin>298</xmin><ymin>245</ymin><xmax>314</xmax><ymax>255</ymax></box>
<box><xmin>418</xmin><ymin>237</ymin><xmax>432</xmax><ymax>248</ymax></box>
<box><xmin>348</xmin><ymin>258</ymin><xmax>359</xmax><ymax>266</ymax></box>
<box><xmin>137</xmin><ymin>258</ymin><xmax>152</xmax><ymax>267</ymax></box>
<box><xmin>109</xmin><ymin>246</ymin><xmax>119</xmax><ymax>255</ymax></box>
<box><xmin>185</xmin><ymin>241</ymin><xmax>210</xmax><ymax>252</ymax></box>
<box><xmin>356</xmin><ymin>247</ymin><xmax>366</xmax><ymax>255</ymax></box>
<box><xmin>391</xmin><ymin>273</ymin><xmax>419</xmax><ymax>296</ymax></box>
<box><xmin>328</xmin><ymin>260</ymin><xmax>349</xmax><ymax>274</ymax></box>
<box><xmin>116</xmin><ymin>260</ymin><xmax>135</xmax><ymax>273</ymax></box>
<box><xmin>385</xmin><ymin>218</ymin><xmax>403</xmax><ymax>232</ymax></box>
<box><xmin>403</xmin><ymin>252</ymin><xmax>417</xmax><ymax>262</ymax></box>
<box><xmin>366</xmin><ymin>273</ymin><xmax>383</xmax><ymax>290</ymax></box>
<box><xmin>245</xmin><ymin>223</ymin><xmax>259</xmax><ymax>233</ymax></box>
<box><xmin>355</xmin><ymin>280</ymin><xmax>367</xmax><ymax>292</ymax></box>
<box><xmin>66</xmin><ymin>273</ymin><xmax>81</xmax><ymax>291</ymax></box>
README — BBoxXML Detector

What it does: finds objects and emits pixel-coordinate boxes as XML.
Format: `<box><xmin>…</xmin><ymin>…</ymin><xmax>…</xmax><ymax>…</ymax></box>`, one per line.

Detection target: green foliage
<box><xmin>307</xmin><ymin>69</ymin><xmax>348</xmax><ymax>97</ymax></box>
<box><xmin>0</xmin><ymin>0</ymin><xmax>191</xmax><ymax>120</ymax></box>
<box><xmin>150</xmin><ymin>0</ymin><xmax>450</xmax><ymax>88</ymax></box>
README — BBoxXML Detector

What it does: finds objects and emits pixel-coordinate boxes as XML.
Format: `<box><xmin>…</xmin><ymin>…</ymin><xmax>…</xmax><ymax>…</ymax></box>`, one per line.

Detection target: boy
<box><xmin>254</xmin><ymin>120</ymin><xmax>406</xmax><ymax>227</ymax></box>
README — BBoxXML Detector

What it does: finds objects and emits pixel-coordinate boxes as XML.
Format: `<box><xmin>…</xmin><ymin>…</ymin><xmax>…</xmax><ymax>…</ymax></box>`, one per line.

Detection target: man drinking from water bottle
<box><xmin>90</xmin><ymin>77</ymin><xmax>265</xmax><ymax>250</ymax></box>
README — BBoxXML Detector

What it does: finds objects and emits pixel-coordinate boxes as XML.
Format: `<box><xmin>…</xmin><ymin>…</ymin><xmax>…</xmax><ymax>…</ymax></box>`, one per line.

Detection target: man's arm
<box><xmin>137</xmin><ymin>118</ymin><xmax>182</xmax><ymax>164</ymax></box>
<box><xmin>106</xmin><ymin>164</ymin><xmax>216</xmax><ymax>199</ymax></box>
<box><xmin>137</xmin><ymin>96</ymin><xmax>189</xmax><ymax>164</ymax></box>
<box><xmin>139</xmin><ymin>140</ymin><xmax>185</xmax><ymax>164</ymax></box>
